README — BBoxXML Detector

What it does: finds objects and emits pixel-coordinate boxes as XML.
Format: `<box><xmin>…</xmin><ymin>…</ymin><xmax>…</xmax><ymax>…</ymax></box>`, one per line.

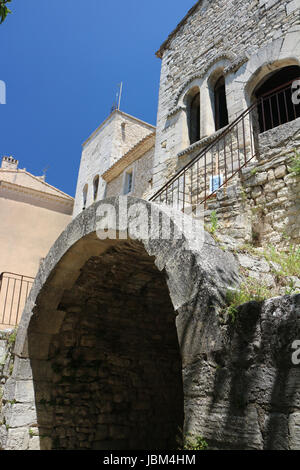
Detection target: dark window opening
<box><xmin>83</xmin><ymin>184</ymin><xmax>88</xmax><ymax>210</ymax></box>
<box><xmin>93</xmin><ymin>175</ymin><xmax>99</xmax><ymax>201</ymax></box>
<box><xmin>188</xmin><ymin>92</ymin><xmax>200</xmax><ymax>145</ymax></box>
<box><xmin>254</xmin><ymin>65</ymin><xmax>300</xmax><ymax>133</ymax></box>
<box><xmin>214</xmin><ymin>76</ymin><xmax>229</xmax><ymax>131</ymax></box>
<box><xmin>124</xmin><ymin>170</ymin><xmax>133</xmax><ymax>195</ymax></box>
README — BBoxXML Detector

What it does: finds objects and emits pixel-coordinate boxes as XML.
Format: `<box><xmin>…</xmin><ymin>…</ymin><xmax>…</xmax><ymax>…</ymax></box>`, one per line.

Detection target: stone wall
<box><xmin>105</xmin><ymin>147</ymin><xmax>154</xmax><ymax>200</ymax></box>
<box><xmin>0</xmin><ymin>330</ymin><xmax>16</xmax><ymax>449</ymax></box>
<box><xmin>1</xmin><ymin>197</ymin><xmax>239</xmax><ymax>450</ymax></box>
<box><xmin>1</xmin><ymin>197</ymin><xmax>300</xmax><ymax>450</ymax></box>
<box><xmin>183</xmin><ymin>294</ymin><xmax>300</xmax><ymax>450</ymax></box>
<box><xmin>73</xmin><ymin>111</ymin><xmax>154</xmax><ymax>217</ymax></box>
<box><xmin>204</xmin><ymin>118</ymin><xmax>300</xmax><ymax>249</ymax></box>
<box><xmin>33</xmin><ymin>245</ymin><xmax>183</xmax><ymax>450</ymax></box>
<box><xmin>153</xmin><ymin>0</ymin><xmax>300</xmax><ymax>192</ymax></box>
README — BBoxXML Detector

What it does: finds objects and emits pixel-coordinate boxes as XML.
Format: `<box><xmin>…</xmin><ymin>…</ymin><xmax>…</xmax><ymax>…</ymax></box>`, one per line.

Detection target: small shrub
<box><xmin>285</xmin><ymin>279</ymin><xmax>298</xmax><ymax>296</ymax></box>
<box><xmin>209</xmin><ymin>210</ymin><xmax>218</xmax><ymax>235</ymax></box>
<box><xmin>264</xmin><ymin>244</ymin><xmax>300</xmax><ymax>278</ymax></box>
<box><xmin>290</xmin><ymin>151</ymin><xmax>300</xmax><ymax>176</ymax></box>
<box><xmin>225</xmin><ymin>279</ymin><xmax>269</xmax><ymax>322</ymax></box>
<box><xmin>8</xmin><ymin>329</ymin><xmax>17</xmax><ymax>346</ymax></box>
<box><xmin>183</xmin><ymin>434</ymin><xmax>208</xmax><ymax>450</ymax></box>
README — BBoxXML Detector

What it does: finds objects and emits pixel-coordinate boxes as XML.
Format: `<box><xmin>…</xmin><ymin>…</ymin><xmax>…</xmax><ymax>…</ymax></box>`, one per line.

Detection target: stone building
<box><xmin>73</xmin><ymin>0</ymin><xmax>299</xmax><ymax>249</ymax></box>
<box><xmin>73</xmin><ymin>110</ymin><xmax>155</xmax><ymax>217</ymax></box>
<box><xmin>149</xmin><ymin>0</ymin><xmax>300</xmax><ymax>248</ymax></box>
<box><xmin>0</xmin><ymin>156</ymin><xmax>74</xmax><ymax>329</ymax></box>
<box><xmin>102</xmin><ymin>131</ymin><xmax>155</xmax><ymax>200</ymax></box>
<box><xmin>0</xmin><ymin>0</ymin><xmax>300</xmax><ymax>451</ymax></box>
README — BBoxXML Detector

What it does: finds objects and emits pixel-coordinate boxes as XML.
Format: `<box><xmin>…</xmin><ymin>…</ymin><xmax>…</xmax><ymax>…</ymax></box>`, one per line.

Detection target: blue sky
<box><xmin>0</xmin><ymin>0</ymin><xmax>196</xmax><ymax>197</ymax></box>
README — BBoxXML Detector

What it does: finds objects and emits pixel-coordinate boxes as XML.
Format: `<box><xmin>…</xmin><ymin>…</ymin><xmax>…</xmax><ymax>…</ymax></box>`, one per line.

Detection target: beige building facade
<box><xmin>0</xmin><ymin>156</ymin><xmax>74</xmax><ymax>328</ymax></box>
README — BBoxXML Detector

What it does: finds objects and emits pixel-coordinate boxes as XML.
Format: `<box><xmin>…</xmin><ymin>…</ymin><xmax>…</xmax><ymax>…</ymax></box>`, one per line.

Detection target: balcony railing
<box><xmin>0</xmin><ymin>272</ymin><xmax>34</xmax><ymax>328</ymax></box>
<box><xmin>150</xmin><ymin>80</ymin><xmax>300</xmax><ymax>211</ymax></box>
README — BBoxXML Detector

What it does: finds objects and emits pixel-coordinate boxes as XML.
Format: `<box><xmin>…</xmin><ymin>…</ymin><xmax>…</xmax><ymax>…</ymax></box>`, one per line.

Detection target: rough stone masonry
<box><xmin>1</xmin><ymin>0</ymin><xmax>300</xmax><ymax>451</ymax></box>
<box><xmin>0</xmin><ymin>198</ymin><xmax>299</xmax><ymax>450</ymax></box>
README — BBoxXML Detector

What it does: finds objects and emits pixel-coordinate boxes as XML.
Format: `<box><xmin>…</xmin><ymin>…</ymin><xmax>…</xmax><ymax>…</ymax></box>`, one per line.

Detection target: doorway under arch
<box><xmin>29</xmin><ymin>240</ymin><xmax>184</xmax><ymax>450</ymax></box>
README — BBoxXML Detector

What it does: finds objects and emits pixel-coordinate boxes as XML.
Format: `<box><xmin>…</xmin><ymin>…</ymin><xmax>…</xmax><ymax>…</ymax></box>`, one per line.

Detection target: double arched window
<box><xmin>184</xmin><ymin>73</ymin><xmax>229</xmax><ymax>148</ymax></box>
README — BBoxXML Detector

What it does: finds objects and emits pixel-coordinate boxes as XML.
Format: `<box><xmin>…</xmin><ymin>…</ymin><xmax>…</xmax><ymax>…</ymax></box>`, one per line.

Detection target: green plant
<box><xmin>209</xmin><ymin>210</ymin><xmax>218</xmax><ymax>235</ymax></box>
<box><xmin>285</xmin><ymin>279</ymin><xmax>298</xmax><ymax>295</ymax></box>
<box><xmin>225</xmin><ymin>279</ymin><xmax>269</xmax><ymax>322</ymax></box>
<box><xmin>29</xmin><ymin>428</ymin><xmax>34</xmax><ymax>438</ymax></box>
<box><xmin>264</xmin><ymin>244</ymin><xmax>300</xmax><ymax>278</ymax></box>
<box><xmin>0</xmin><ymin>0</ymin><xmax>11</xmax><ymax>24</ymax></box>
<box><xmin>290</xmin><ymin>151</ymin><xmax>300</xmax><ymax>176</ymax></box>
<box><xmin>183</xmin><ymin>434</ymin><xmax>208</xmax><ymax>450</ymax></box>
<box><xmin>7</xmin><ymin>399</ymin><xmax>16</xmax><ymax>405</ymax></box>
<box><xmin>8</xmin><ymin>329</ymin><xmax>17</xmax><ymax>346</ymax></box>
<box><xmin>240</xmin><ymin>186</ymin><xmax>248</xmax><ymax>203</ymax></box>
<box><xmin>237</xmin><ymin>243</ymin><xmax>260</xmax><ymax>256</ymax></box>
<box><xmin>251</xmin><ymin>167</ymin><xmax>258</xmax><ymax>176</ymax></box>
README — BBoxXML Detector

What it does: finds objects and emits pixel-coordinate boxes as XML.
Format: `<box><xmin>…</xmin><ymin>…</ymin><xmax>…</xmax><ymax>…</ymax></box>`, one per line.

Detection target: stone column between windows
<box><xmin>200</xmin><ymin>79</ymin><xmax>215</xmax><ymax>138</ymax></box>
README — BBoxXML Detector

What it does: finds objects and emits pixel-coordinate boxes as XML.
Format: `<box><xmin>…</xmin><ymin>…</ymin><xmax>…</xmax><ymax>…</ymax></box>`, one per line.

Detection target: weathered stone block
<box><xmin>274</xmin><ymin>165</ymin><xmax>286</xmax><ymax>179</ymax></box>
<box><xmin>5</xmin><ymin>427</ymin><xmax>30</xmax><ymax>450</ymax></box>
<box><xmin>5</xmin><ymin>403</ymin><xmax>37</xmax><ymax>428</ymax></box>
<box><xmin>289</xmin><ymin>413</ymin><xmax>300</xmax><ymax>450</ymax></box>
<box><xmin>15</xmin><ymin>380</ymin><xmax>35</xmax><ymax>403</ymax></box>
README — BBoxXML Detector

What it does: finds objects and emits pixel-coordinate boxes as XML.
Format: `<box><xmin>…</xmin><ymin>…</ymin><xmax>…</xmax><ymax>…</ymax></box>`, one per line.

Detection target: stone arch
<box><xmin>245</xmin><ymin>58</ymin><xmax>300</xmax><ymax>107</ymax></box>
<box><xmin>230</xmin><ymin>35</ymin><xmax>300</xmax><ymax>112</ymax></box>
<box><xmin>6</xmin><ymin>197</ymin><xmax>239</xmax><ymax>450</ymax></box>
<box><xmin>251</xmin><ymin>64</ymin><xmax>300</xmax><ymax>133</ymax></box>
<box><xmin>206</xmin><ymin>66</ymin><xmax>230</xmax><ymax>132</ymax></box>
<box><xmin>174</xmin><ymin>53</ymin><xmax>236</xmax><ymax>110</ymax></box>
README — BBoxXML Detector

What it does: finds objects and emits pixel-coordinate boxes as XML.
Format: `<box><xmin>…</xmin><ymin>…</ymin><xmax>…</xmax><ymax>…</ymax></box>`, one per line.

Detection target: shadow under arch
<box><xmin>13</xmin><ymin>196</ymin><xmax>239</xmax><ymax>450</ymax></box>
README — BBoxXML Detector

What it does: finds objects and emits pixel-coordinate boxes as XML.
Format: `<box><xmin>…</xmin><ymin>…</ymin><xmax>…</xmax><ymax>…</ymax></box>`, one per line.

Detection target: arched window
<box><xmin>93</xmin><ymin>175</ymin><xmax>99</xmax><ymax>202</ymax></box>
<box><xmin>185</xmin><ymin>88</ymin><xmax>200</xmax><ymax>145</ymax></box>
<box><xmin>254</xmin><ymin>65</ymin><xmax>300</xmax><ymax>133</ymax></box>
<box><xmin>214</xmin><ymin>76</ymin><xmax>229</xmax><ymax>131</ymax></box>
<box><xmin>82</xmin><ymin>184</ymin><xmax>88</xmax><ymax>210</ymax></box>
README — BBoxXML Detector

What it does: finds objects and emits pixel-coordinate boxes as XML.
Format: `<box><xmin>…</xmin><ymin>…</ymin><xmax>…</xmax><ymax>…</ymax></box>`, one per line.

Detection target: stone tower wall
<box><xmin>73</xmin><ymin>111</ymin><xmax>154</xmax><ymax>217</ymax></box>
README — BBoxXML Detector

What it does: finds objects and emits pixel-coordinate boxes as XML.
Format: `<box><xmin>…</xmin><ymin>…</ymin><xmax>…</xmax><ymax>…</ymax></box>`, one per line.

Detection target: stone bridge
<box><xmin>1</xmin><ymin>197</ymin><xmax>299</xmax><ymax>450</ymax></box>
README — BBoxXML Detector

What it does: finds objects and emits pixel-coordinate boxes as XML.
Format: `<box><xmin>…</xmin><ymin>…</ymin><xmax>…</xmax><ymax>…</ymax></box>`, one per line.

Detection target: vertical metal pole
<box><xmin>118</xmin><ymin>82</ymin><xmax>123</xmax><ymax>110</ymax></box>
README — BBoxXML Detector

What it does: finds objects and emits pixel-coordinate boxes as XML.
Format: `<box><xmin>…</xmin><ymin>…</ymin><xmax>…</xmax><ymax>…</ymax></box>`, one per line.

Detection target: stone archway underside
<box><xmin>3</xmin><ymin>197</ymin><xmax>243</xmax><ymax>451</ymax></box>
<box><xmin>38</xmin><ymin>241</ymin><xmax>184</xmax><ymax>450</ymax></box>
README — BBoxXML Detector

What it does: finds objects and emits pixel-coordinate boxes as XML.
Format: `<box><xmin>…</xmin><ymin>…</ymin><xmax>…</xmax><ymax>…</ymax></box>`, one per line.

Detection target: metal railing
<box><xmin>150</xmin><ymin>80</ymin><xmax>300</xmax><ymax>211</ymax></box>
<box><xmin>0</xmin><ymin>272</ymin><xmax>34</xmax><ymax>328</ymax></box>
